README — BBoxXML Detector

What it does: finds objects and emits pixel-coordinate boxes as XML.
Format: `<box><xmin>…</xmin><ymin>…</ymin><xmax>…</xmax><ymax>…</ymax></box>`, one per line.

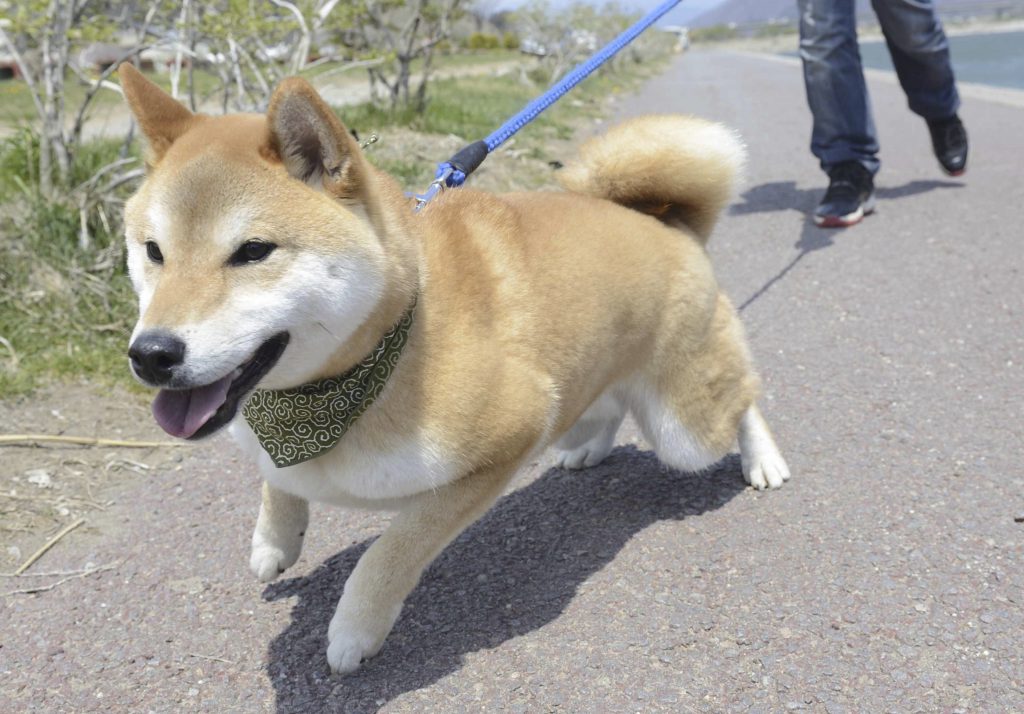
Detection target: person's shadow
<box><xmin>731</xmin><ymin>179</ymin><xmax>963</xmax><ymax>311</ymax></box>
<box><xmin>262</xmin><ymin>446</ymin><xmax>748</xmax><ymax>713</ymax></box>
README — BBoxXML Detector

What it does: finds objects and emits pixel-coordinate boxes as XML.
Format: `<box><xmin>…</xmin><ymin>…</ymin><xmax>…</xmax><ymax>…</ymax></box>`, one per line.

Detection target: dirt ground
<box><xmin>0</xmin><ymin>384</ymin><xmax>189</xmax><ymax>574</ymax></box>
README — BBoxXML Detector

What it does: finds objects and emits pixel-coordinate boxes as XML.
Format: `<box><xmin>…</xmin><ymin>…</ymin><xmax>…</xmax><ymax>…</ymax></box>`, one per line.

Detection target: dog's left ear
<box><xmin>265</xmin><ymin>77</ymin><xmax>366</xmax><ymax>200</ymax></box>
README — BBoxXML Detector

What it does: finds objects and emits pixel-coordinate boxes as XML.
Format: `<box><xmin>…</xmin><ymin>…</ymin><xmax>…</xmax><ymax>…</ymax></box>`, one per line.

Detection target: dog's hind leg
<box><xmin>249</xmin><ymin>481</ymin><xmax>309</xmax><ymax>583</ymax></box>
<box><xmin>628</xmin><ymin>292</ymin><xmax>790</xmax><ymax>489</ymax></box>
<box><xmin>553</xmin><ymin>390</ymin><xmax>627</xmax><ymax>469</ymax></box>
<box><xmin>738</xmin><ymin>403</ymin><xmax>790</xmax><ymax>490</ymax></box>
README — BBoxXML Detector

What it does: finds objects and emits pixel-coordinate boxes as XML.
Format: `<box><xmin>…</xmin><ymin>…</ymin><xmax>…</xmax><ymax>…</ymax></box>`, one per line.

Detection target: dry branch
<box><xmin>0</xmin><ymin>434</ymin><xmax>191</xmax><ymax>448</ymax></box>
<box><xmin>13</xmin><ymin>517</ymin><xmax>86</xmax><ymax>575</ymax></box>
<box><xmin>3</xmin><ymin>561</ymin><xmax>119</xmax><ymax>596</ymax></box>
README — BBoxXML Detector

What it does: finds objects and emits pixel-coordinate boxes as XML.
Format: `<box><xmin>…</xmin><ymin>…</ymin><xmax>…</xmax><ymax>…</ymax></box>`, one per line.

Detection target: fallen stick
<box><xmin>14</xmin><ymin>518</ymin><xmax>86</xmax><ymax>575</ymax></box>
<box><xmin>0</xmin><ymin>434</ymin><xmax>190</xmax><ymax>448</ymax></box>
<box><xmin>1</xmin><ymin>565</ymin><xmax>109</xmax><ymax>578</ymax></box>
<box><xmin>187</xmin><ymin>652</ymin><xmax>236</xmax><ymax>665</ymax></box>
<box><xmin>3</xmin><ymin>561</ymin><xmax>119</xmax><ymax>596</ymax></box>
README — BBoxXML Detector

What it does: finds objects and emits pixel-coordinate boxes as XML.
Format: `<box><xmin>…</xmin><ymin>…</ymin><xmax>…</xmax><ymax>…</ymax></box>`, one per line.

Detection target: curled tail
<box><xmin>558</xmin><ymin>115</ymin><xmax>746</xmax><ymax>245</ymax></box>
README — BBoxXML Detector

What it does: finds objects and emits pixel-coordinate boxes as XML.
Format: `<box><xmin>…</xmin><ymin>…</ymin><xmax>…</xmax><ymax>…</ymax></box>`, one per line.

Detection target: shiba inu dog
<box><xmin>119</xmin><ymin>63</ymin><xmax>789</xmax><ymax>674</ymax></box>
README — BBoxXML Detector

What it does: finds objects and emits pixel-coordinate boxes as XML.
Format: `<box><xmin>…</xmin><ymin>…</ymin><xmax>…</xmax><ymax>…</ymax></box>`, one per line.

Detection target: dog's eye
<box><xmin>145</xmin><ymin>241</ymin><xmax>163</xmax><ymax>264</ymax></box>
<box><xmin>229</xmin><ymin>240</ymin><xmax>276</xmax><ymax>265</ymax></box>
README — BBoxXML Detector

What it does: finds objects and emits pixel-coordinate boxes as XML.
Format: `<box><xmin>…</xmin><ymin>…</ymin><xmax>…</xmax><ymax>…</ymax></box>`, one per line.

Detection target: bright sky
<box><xmin>492</xmin><ymin>0</ymin><xmax>730</xmax><ymax>25</ymax></box>
<box><xmin>631</xmin><ymin>0</ymin><xmax>730</xmax><ymax>25</ymax></box>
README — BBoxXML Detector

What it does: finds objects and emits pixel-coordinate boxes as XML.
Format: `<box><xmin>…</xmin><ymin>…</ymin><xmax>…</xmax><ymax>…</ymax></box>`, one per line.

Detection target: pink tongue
<box><xmin>152</xmin><ymin>375</ymin><xmax>233</xmax><ymax>438</ymax></box>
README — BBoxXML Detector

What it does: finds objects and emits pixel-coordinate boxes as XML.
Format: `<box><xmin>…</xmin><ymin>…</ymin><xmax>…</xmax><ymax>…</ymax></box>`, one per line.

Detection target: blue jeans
<box><xmin>798</xmin><ymin>0</ymin><xmax>960</xmax><ymax>175</ymax></box>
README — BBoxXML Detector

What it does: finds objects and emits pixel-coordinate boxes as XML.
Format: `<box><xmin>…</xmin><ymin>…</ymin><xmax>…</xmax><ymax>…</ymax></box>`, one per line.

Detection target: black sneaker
<box><xmin>814</xmin><ymin>161</ymin><xmax>876</xmax><ymax>228</ymax></box>
<box><xmin>927</xmin><ymin>114</ymin><xmax>968</xmax><ymax>176</ymax></box>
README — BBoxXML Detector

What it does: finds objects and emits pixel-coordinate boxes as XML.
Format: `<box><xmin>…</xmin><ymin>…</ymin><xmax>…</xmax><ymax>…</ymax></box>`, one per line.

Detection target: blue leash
<box><xmin>413</xmin><ymin>0</ymin><xmax>684</xmax><ymax>209</ymax></box>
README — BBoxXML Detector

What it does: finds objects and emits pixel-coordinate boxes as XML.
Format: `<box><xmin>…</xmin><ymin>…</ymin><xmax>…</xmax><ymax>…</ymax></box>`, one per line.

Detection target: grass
<box><xmin>0</xmin><ymin>74</ymin><xmax>128</xmax><ymax>128</ymax></box>
<box><xmin>0</xmin><ymin>49</ymin><xmax>668</xmax><ymax>397</ymax></box>
<box><xmin>0</xmin><ymin>129</ymin><xmax>138</xmax><ymax>396</ymax></box>
<box><xmin>0</xmin><ymin>50</ymin><xmax>522</xmax><ymax>127</ymax></box>
<box><xmin>343</xmin><ymin>57</ymin><xmax>659</xmax><ymax>189</ymax></box>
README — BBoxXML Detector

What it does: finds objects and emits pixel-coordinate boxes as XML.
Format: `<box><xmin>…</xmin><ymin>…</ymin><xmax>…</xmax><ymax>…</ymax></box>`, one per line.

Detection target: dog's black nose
<box><xmin>129</xmin><ymin>332</ymin><xmax>186</xmax><ymax>385</ymax></box>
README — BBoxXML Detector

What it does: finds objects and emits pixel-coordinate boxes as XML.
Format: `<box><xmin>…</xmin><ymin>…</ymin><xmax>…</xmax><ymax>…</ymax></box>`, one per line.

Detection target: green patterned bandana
<box><xmin>242</xmin><ymin>298</ymin><xmax>416</xmax><ymax>468</ymax></box>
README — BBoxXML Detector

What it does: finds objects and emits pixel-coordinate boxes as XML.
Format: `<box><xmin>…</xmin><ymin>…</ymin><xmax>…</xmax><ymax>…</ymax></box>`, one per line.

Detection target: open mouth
<box><xmin>151</xmin><ymin>333</ymin><xmax>289</xmax><ymax>440</ymax></box>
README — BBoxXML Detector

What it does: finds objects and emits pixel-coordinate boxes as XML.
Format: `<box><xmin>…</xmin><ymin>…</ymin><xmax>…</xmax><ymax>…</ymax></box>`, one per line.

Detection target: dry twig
<box><xmin>187</xmin><ymin>652</ymin><xmax>237</xmax><ymax>665</ymax></box>
<box><xmin>3</xmin><ymin>561</ymin><xmax>119</xmax><ymax>596</ymax></box>
<box><xmin>0</xmin><ymin>434</ymin><xmax>190</xmax><ymax>448</ymax></box>
<box><xmin>1</xmin><ymin>564</ymin><xmax>110</xmax><ymax>578</ymax></box>
<box><xmin>14</xmin><ymin>517</ymin><xmax>86</xmax><ymax>575</ymax></box>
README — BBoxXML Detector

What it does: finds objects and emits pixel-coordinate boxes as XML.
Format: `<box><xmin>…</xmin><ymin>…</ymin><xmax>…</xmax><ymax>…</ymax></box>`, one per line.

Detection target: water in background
<box><xmin>858</xmin><ymin>30</ymin><xmax>1024</xmax><ymax>91</ymax></box>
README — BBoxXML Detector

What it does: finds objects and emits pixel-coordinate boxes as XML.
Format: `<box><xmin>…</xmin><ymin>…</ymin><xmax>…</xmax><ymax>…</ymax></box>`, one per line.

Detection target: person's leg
<box><xmin>798</xmin><ymin>0</ymin><xmax>879</xmax><ymax>175</ymax></box>
<box><xmin>872</xmin><ymin>0</ymin><xmax>966</xmax><ymax>174</ymax></box>
<box><xmin>871</xmin><ymin>0</ymin><xmax>959</xmax><ymax>121</ymax></box>
<box><xmin>799</xmin><ymin>0</ymin><xmax>878</xmax><ymax>226</ymax></box>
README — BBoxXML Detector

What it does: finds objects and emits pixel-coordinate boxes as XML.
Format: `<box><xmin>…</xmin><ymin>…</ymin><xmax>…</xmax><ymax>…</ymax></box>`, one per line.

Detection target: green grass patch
<box><xmin>0</xmin><ymin>75</ymin><xmax>126</xmax><ymax>127</ymax></box>
<box><xmin>0</xmin><ymin>51</ymin><xmax>521</xmax><ymax>127</ymax></box>
<box><xmin>340</xmin><ymin>63</ymin><xmax>628</xmax><ymax>143</ymax></box>
<box><xmin>342</xmin><ymin>56</ymin><xmax>662</xmax><ymax>188</ymax></box>
<box><xmin>0</xmin><ymin>129</ymin><xmax>138</xmax><ymax>396</ymax></box>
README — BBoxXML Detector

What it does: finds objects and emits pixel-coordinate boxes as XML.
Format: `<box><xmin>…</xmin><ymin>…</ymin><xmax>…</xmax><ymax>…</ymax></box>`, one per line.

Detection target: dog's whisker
<box><xmin>315</xmin><ymin>321</ymin><xmax>338</xmax><ymax>338</ymax></box>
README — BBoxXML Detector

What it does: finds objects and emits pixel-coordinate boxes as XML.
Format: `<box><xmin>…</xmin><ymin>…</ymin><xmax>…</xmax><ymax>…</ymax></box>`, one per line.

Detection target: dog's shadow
<box><xmin>262</xmin><ymin>446</ymin><xmax>747</xmax><ymax>712</ymax></box>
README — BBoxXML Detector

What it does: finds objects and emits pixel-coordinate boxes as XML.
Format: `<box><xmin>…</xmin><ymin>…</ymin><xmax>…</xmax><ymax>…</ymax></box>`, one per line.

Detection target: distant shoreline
<box><xmin>700</xmin><ymin>17</ymin><xmax>1024</xmax><ymax>54</ymax></box>
<box><xmin>942</xmin><ymin>18</ymin><xmax>1024</xmax><ymax>38</ymax></box>
<box><xmin>719</xmin><ymin>46</ymin><xmax>1024</xmax><ymax>110</ymax></box>
<box><xmin>696</xmin><ymin>14</ymin><xmax>1024</xmax><ymax>107</ymax></box>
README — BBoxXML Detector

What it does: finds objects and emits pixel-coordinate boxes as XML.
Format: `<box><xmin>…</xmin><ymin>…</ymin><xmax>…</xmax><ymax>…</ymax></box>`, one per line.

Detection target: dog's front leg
<box><xmin>327</xmin><ymin>464</ymin><xmax>517</xmax><ymax>674</ymax></box>
<box><xmin>249</xmin><ymin>481</ymin><xmax>309</xmax><ymax>582</ymax></box>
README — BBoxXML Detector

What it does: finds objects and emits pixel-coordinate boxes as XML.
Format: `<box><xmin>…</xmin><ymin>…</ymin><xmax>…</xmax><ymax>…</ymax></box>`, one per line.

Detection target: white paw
<box><xmin>742</xmin><ymin>450</ymin><xmax>791</xmax><ymax>491</ymax></box>
<box><xmin>554</xmin><ymin>442</ymin><xmax>613</xmax><ymax>470</ymax></box>
<box><xmin>249</xmin><ymin>531</ymin><xmax>303</xmax><ymax>583</ymax></box>
<box><xmin>326</xmin><ymin>609</ymin><xmax>392</xmax><ymax>675</ymax></box>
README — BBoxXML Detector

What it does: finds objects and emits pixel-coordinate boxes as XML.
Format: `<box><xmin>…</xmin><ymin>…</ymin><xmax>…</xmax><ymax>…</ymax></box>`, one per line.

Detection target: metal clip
<box><xmin>412</xmin><ymin>164</ymin><xmax>455</xmax><ymax>212</ymax></box>
<box><xmin>360</xmin><ymin>133</ymin><xmax>379</xmax><ymax>149</ymax></box>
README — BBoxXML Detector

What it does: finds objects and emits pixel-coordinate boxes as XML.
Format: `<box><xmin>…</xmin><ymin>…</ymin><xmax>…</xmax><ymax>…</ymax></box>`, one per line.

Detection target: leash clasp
<box><xmin>412</xmin><ymin>165</ymin><xmax>455</xmax><ymax>212</ymax></box>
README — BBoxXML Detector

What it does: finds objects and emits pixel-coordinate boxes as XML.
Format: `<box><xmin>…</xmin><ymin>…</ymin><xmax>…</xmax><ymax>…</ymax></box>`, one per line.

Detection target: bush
<box><xmin>690</xmin><ymin>24</ymin><xmax>740</xmax><ymax>43</ymax></box>
<box><xmin>466</xmin><ymin>32</ymin><xmax>501</xmax><ymax>50</ymax></box>
<box><xmin>754</xmin><ymin>22</ymin><xmax>798</xmax><ymax>39</ymax></box>
<box><xmin>502</xmin><ymin>33</ymin><xmax>521</xmax><ymax>50</ymax></box>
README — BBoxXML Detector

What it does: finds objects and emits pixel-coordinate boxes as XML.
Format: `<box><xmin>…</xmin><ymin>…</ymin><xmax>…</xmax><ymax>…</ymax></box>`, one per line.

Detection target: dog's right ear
<box><xmin>265</xmin><ymin>77</ymin><xmax>367</xmax><ymax>201</ymax></box>
<box><xmin>118</xmin><ymin>63</ymin><xmax>195</xmax><ymax>165</ymax></box>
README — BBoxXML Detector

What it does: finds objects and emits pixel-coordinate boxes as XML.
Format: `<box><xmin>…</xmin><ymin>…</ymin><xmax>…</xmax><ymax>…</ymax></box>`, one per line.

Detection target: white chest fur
<box><xmin>229</xmin><ymin>416</ymin><xmax>461</xmax><ymax>506</ymax></box>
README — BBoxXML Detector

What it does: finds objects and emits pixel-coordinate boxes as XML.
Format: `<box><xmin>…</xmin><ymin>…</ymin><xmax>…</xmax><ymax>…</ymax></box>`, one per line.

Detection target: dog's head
<box><xmin>119</xmin><ymin>65</ymin><xmax>403</xmax><ymax>440</ymax></box>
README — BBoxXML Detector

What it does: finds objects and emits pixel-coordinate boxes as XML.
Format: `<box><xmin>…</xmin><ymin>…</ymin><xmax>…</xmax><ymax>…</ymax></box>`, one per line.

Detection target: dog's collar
<box><xmin>242</xmin><ymin>297</ymin><xmax>417</xmax><ymax>468</ymax></box>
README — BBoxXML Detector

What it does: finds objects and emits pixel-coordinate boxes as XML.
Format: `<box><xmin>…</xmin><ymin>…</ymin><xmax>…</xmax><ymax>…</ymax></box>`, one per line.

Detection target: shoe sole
<box><xmin>814</xmin><ymin>195</ymin><xmax>876</xmax><ymax>228</ymax></box>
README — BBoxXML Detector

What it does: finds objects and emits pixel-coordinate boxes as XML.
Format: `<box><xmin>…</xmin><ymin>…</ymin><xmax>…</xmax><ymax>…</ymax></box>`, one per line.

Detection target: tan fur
<box><xmin>120</xmin><ymin>69</ymin><xmax>789</xmax><ymax>673</ymax></box>
<box><xmin>120</xmin><ymin>63</ymin><xmax>200</xmax><ymax>165</ymax></box>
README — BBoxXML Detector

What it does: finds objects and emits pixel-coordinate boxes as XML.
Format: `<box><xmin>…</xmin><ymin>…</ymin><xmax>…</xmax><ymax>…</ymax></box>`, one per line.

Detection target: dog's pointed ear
<box><xmin>265</xmin><ymin>77</ymin><xmax>366</xmax><ymax>199</ymax></box>
<box><xmin>118</xmin><ymin>63</ymin><xmax>195</xmax><ymax>164</ymax></box>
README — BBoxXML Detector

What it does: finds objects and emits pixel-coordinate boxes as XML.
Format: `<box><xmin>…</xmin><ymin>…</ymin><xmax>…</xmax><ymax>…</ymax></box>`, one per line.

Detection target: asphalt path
<box><xmin>3</xmin><ymin>49</ymin><xmax>1023</xmax><ymax>713</ymax></box>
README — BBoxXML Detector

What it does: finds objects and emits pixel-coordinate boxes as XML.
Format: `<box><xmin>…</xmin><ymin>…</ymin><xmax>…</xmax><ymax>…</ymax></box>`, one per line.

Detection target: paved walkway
<box><xmin>3</xmin><ymin>49</ymin><xmax>1023</xmax><ymax>713</ymax></box>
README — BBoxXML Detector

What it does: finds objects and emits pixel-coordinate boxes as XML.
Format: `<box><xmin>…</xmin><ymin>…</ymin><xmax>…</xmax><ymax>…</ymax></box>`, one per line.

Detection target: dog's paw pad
<box><xmin>554</xmin><ymin>444</ymin><xmax>612</xmax><ymax>470</ymax></box>
<box><xmin>249</xmin><ymin>526</ymin><xmax>303</xmax><ymax>583</ymax></box>
<box><xmin>327</xmin><ymin>625</ymin><xmax>383</xmax><ymax>675</ymax></box>
<box><xmin>249</xmin><ymin>544</ymin><xmax>291</xmax><ymax>583</ymax></box>
<box><xmin>743</xmin><ymin>452</ymin><xmax>791</xmax><ymax>491</ymax></box>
